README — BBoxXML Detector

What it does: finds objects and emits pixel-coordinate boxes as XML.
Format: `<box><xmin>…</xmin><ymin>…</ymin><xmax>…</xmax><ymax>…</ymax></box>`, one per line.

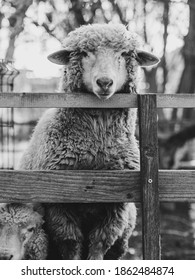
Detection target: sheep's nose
<box><xmin>0</xmin><ymin>252</ymin><xmax>13</xmax><ymax>260</ymax></box>
<box><xmin>96</xmin><ymin>77</ymin><xmax>113</xmax><ymax>91</ymax></box>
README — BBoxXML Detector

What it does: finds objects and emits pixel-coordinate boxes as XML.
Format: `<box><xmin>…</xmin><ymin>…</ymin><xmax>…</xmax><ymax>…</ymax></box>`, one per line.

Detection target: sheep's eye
<box><xmin>80</xmin><ymin>51</ymin><xmax>88</xmax><ymax>57</ymax></box>
<box><xmin>121</xmin><ymin>51</ymin><xmax>128</xmax><ymax>57</ymax></box>
<box><xmin>27</xmin><ymin>227</ymin><xmax>35</xmax><ymax>233</ymax></box>
<box><xmin>22</xmin><ymin>235</ymin><xmax>26</xmax><ymax>241</ymax></box>
<box><xmin>122</xmin><ymin>51</ymin><xmax>132</xmax><ymax>57</ymax></box>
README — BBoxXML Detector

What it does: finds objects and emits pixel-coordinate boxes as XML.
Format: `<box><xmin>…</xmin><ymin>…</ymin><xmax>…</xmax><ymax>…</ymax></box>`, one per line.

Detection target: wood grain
<box><xmin>0</xmin><ymin>170</ymin><xmax>140</xmax><ymax>203</ymax></box>
<box><xmin>0</xmin><ymin>170</ymin><xmax>195</xmax><ymax>203</ymax></box>
<box><xmin>159</xmin><ymin>170</ymin><xmax>195</xmax><ymax>201</ymax></box>
<box><xmin>138</xmin><ymin>94</ymin><xmax>161</xmax><ymax>260</ymax></box>
<box><xmin>0</xmin><ymin>92</ymin><xmax>195</xmax><ymax>108</ymax></box>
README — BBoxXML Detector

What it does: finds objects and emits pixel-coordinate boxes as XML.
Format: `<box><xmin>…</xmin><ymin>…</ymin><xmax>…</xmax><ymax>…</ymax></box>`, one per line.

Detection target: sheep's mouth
<box><xmin>96</xmin><ymin>93</ymin><xmax>113</xmax><ymax>100</ymax></box>
<box><xmin>78</xmin><ymin>83</ymin><xmax>115</xmax><ymax>100</ymax></box>
<box><xmin>93</xmin><ymin>87</ymin><xmax>115</xmax><ymax>99</ymax></box>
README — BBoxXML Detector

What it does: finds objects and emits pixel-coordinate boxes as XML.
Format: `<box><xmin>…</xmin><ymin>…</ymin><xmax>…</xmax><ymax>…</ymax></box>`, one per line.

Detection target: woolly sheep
<box><xmin>19</xmin><ymin>23</ymin><xmax>159</xmax><ymax>259</ymax></box>
<box><xmin>0</xmin><ymin>203</ymin><xmax>48</xmax><ymax>260</ymax></box>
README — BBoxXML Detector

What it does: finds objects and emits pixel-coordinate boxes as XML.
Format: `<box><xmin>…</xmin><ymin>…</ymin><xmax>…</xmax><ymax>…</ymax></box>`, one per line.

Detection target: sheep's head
<box><xmin>48</xmin><ymin>24</ymin><xmax>159</xmax><ymax>99</ymax></box>
<box><xmin>0</xmin><ymin>204</ymin><xmax>47</xmax><ymax>260</ymax></box>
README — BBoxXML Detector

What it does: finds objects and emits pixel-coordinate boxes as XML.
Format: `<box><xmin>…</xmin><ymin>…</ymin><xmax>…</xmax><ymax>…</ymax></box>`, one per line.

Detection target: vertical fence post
<box><xmin>138</xmin><ymin>94</ymin><xmax>161</xmax><ymax>260</ymax></box>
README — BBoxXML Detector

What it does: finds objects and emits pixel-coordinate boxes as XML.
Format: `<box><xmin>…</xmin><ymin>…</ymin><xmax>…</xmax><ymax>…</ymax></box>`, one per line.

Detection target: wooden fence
<box><xmin>0</xmin><ymin>92</ymin><xmax>195</xmax><ymax>260</ymax></box>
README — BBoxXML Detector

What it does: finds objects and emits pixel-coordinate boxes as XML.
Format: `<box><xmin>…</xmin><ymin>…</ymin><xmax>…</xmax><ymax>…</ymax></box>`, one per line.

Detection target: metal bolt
<box><xmin>148</xmin><ymin>179</ymin><xmax>153</xmax><ymax>184</ymax></box>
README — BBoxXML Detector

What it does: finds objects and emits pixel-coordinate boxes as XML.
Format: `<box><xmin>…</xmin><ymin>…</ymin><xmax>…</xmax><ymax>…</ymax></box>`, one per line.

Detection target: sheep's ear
<box><xmin>47</xmin><ymin>50</ymin><xmax>71</xmax><ymax>65</ymax></box>
<box><xmin>136</xmin><ymin>50</ymin><xmax>160</xmax><ymax>67</ymax></box>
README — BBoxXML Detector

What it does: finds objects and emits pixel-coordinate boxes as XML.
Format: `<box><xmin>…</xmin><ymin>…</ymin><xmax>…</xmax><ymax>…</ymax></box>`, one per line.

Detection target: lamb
<box><xmin>0</xmin><ymin>203</ymin><xmax>48</xmax><ymax>259</ymax></box>
<box><xmin>19</xmin><ymin>23</ymin><xmax>159</xmax><ymax>259</ymax></box>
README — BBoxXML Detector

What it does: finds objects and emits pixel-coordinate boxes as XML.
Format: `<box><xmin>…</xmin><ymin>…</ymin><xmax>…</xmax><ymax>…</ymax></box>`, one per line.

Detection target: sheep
<box><xmin>19</xmin><ymin>23</ymin><xmax>159</xmax><ymax>259</ymax></box>
<box><xmin>0</xmin><ymin>203</ymin><xmax>48</xmax><ymax>259</ymax></box>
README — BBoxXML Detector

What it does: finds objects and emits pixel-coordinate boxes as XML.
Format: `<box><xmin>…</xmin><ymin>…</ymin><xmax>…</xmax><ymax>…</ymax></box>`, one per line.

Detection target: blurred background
<box><xmin>0</xmin><ymin>0</ymin><xmax>195</xmax><ymax>259</ymax></box>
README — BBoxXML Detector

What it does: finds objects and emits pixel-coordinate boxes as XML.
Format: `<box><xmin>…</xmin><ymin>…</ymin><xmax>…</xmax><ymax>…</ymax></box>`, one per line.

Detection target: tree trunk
<box><xmin>172</xmin><ymin>0</ymin><xmax>195</xmax><ymax>121</ymax></box>
<box><xmin>5</xmin><ymin>0</ymin><xmax>33</xmax><ymax>61</ymax></box>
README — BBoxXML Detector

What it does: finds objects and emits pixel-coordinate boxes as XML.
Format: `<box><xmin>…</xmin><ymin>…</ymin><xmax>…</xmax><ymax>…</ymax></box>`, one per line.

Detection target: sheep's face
<box><xmin>48</xmin><ymin>48</ymin><xmax>159</xmax><ymax>98</ymax></box>
<box><xmin>0</xmin><ymin>205</ymin><xmax>42</xmax><ymax>260</ymax></box>
<box><xmin>81</xmin><ymin>48</ymin><xmax>128</xmax><ymax>100</ymax></box>
<box><xmin>0</xmin><ymin>223</ymin><xmax>36</xmax><ymax>260</ymax></box>
<box><xmin>48</xmin><ymin>24</ymin><xmax>160</xmax><ymax>97</ymax></box>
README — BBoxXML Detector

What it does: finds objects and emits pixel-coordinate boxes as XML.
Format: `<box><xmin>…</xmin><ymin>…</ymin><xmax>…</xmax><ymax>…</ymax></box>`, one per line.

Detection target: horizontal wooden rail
<box><xmin>0</xmin><ymin>170</ymin><xmax>195</xmax><ymax>203</ymax></box>
<box><xmin>0</xmin><ymin>92</ymin><xmax>195</xmax><ymax>108</ymax></box>
<box><xmin>0</xmin><ymin>92</ymin><xmax>137</xmax><ymax>108</ymax></box>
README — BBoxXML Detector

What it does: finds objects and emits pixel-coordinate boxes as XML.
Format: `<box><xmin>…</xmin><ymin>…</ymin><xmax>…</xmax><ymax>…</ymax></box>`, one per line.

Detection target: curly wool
<box><xmin>62</xmin><ymin>24</ymin><xmax>139</xmax><ymax>52</ymax></box>
<box><xmin>0</xmin><ymin>204</ymin><xmax>41</xmax><ymax>227</ymax></box>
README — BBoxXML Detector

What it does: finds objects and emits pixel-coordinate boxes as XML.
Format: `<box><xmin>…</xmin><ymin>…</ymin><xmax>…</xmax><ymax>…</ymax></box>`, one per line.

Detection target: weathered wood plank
<box><xmin>0</xmin><ymin>170</ymin><xmax>140</xmax><ymax>203</ymax></box>
<box><xmin>138</xmin><ymin>94</ymin><xmax>161</xmax><ymax>260</ymax></box>
<box><xmin>157</xmin><ymin>93</ymin><xmax>195</xmax><ymax>108</ymax></box>
<box><xmin>0</xmin><ymin>92</ymin><xmax>137</xmax><ymax>108</ymax></box>
<box><xmin>0</xmin><ymin>92</ymin><xmax>195</xmax><ymax>108</ymax></box>
<box><xmin>159</xmin><ymin>170</ymin><xmax>195</xmax><ymax>201</ymax></box>
<box><xmin>0</xmin><ymin>170</ymin><xmax>195</xmax><ymax>202</ymax></box>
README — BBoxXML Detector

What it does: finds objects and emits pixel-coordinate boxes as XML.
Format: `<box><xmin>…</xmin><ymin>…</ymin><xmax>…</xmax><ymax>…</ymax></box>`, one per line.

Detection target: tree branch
<box><xmin>32</xmin><ymin>21</ymin><xmax>61</xmax><ymax>42</ymax></box>
<box><xmin>5</xmin><ymin>0</ymin><xmax>33</xmax><ymax>60</ymax></box>
<box><xmin>107</xmin><ymin>0</ymin><xmax>128</xmax><ymax>25</ymax></box>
